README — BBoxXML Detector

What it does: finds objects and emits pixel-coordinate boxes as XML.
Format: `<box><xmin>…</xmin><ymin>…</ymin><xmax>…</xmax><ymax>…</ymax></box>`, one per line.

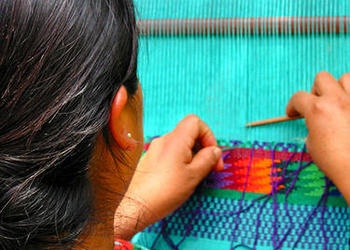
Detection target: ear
<box><xmin>108</xmin><ymin>86</ymin><xmax>137</xmax><ymax>150</ymax></box>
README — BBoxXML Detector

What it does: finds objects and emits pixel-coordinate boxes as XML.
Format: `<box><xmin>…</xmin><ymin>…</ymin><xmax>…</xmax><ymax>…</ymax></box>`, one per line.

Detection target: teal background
<box><xmin>131</xmin><ymin>2</ymin><xmax>350</xmax><ymax>249</ymax></box>
<box><xmin>134</xmin><ymin>0</ymin><xmax>350</xmax><ymax>19</ymax></box>
<box><xmin>134</xmin><ymin>1</ymin><xmax>350</xmax><ymax>143</ymax></box>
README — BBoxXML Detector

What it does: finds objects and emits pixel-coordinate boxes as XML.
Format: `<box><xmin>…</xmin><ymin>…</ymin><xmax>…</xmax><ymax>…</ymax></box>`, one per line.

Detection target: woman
<box><xmin>0</xmin><ymin>0</ymin><xmax>223</xmax><ymax>249</ymax></box>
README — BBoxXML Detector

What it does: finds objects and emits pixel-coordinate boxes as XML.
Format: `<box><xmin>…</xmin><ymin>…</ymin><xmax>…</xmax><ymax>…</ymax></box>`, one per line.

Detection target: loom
<box><xmin>132</xmin><ymin>1</ymin><xmax>350</xmax><ymax>249</ymax></box>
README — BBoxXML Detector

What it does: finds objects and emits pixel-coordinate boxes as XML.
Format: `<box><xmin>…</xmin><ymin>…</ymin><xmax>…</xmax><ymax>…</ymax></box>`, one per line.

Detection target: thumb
<box><xmin>189</xmin><ymin>146</ymin><xmax>223</xmax><ymax>180</ymax></box>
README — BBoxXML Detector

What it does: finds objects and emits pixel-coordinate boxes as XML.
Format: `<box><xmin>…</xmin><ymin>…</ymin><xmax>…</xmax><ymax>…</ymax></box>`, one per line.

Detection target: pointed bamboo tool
<box><xmin>246</xmin><ymin>115</ymin><xmax>303</xmax><ymax>127</ymax></box>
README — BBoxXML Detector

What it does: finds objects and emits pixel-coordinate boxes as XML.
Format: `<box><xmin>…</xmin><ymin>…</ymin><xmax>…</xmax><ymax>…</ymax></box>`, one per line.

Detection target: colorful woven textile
<box><xmin>133</xmin><ymin>140</ymin><xmax>349</xmax><ymax>250</ymax></box>
<box><xmin>132</xmin><ymin>1</ymin><xmax>350</xmax><ymax>249</ymax></box>
<box><xmin>115</xmin><ymin>238</ymin><xmax>149</xmax><ymax>250</ymax></box>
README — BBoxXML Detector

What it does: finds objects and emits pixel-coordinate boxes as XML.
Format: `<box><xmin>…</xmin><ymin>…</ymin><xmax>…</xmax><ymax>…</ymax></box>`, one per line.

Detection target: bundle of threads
<box><xmin>138</xmin><ymin>139</ymin><xmax>349</xmax><ymax>250</ymax></box>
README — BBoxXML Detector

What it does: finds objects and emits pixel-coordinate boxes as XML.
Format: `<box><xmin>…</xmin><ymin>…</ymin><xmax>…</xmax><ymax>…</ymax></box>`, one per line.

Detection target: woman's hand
<box><xmin>286</xmin><ymin>71</ymin><xmax>350</xmax><ymax>204</ymax></box>
<box><xmin>114</xmin><ymin>115</ymin><xmax>223</xmax><ymax>239</ymax></box>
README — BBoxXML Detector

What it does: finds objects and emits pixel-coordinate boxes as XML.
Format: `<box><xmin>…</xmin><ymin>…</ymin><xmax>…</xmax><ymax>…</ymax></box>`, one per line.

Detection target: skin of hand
<box><xmin>114</xmin><ymin>114</ymin><xmax>224</xmax><ymax>239</ymax></box>
<box><xmin>286</xmin><ymin>71</ymin><xmax>350</xmax><ymax>205</ymax></box>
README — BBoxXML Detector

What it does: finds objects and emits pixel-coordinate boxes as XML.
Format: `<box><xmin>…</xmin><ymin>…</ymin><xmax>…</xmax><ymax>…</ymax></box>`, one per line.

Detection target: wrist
<box><xmin>113</xmin><ymin>193</ymin><xmax>157</xmax><ymax>240</ymax></box>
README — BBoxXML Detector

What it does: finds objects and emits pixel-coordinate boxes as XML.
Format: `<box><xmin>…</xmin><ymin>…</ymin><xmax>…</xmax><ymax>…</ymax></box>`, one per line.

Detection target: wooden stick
<box><xmin>138</xmin><ymin>16</ymin><xmax>349</xmax><ymax>36</ymax></box>
<box><xmin>246</xmin><ymin>115</ymin><xmax>303</xmax><ymax>127</ymax></box>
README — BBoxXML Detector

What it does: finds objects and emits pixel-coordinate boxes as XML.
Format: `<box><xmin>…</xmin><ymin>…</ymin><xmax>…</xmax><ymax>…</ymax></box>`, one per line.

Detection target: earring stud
<box><xmin>127</xmin><ymin>132</ymin><xmax>132</xmax><ymax>138</ymax></box>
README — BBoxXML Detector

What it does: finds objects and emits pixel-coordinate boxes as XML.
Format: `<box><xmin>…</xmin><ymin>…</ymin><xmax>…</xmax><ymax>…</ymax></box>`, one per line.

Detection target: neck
<box><xmin>75</xmin><ymin>135</ymin><xmax>132</xmax><ymax>250</ymax></box>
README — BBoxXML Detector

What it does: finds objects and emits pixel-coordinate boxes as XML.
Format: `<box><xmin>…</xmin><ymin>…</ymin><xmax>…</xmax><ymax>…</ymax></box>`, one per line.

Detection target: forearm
<box><xmin>113</xmin><ymin>194</ymin><xmax>157</xmax><ymax>240</ymax></box>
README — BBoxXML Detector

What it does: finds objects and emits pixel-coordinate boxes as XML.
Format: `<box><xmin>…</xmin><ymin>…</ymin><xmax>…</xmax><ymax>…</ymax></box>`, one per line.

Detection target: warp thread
<box><xmin>145</xmin><ymin>140</ymin><xmax>343</xmax><ymax>250</ymax></box>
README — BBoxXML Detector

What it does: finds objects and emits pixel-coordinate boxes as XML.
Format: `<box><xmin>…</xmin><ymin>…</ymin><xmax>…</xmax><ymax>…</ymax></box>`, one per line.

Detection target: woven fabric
<box><xmin>135</xmin><ymin>1</ymin><xmax>350</xmax><ymax>143</ymax></box>
<box><xmin>133</xmin><ymin>140</ymin><xmax>349</xmax><ymax>250</ymax></box>
<box><xmin>134</xmin><ymin>0</ymin><xmax>350</xmax><ymax>19</ymax></box>
<box><xmin>115</xmin><ymin>238</ymin><xmax>149</xmax><ymax>250</ymax></box>
<box><xmin>132</xmin><ymin>1</ymin><xmax>350</xmax><ymax>249</ymax></box>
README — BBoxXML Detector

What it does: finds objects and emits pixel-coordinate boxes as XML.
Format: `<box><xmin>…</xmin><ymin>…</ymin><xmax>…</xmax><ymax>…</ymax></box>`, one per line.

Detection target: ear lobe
<box><xmin>108</xmin><ymin>86</ymin><xmax>137</xmax><ymax>150</ymax></box>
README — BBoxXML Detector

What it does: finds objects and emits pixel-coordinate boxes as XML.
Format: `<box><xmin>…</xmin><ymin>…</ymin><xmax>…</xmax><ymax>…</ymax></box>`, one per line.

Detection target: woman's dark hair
<box><xmin>0</xmin><ymin>0</ymin><xmax>138</xmax><ymax>249</ymax></box>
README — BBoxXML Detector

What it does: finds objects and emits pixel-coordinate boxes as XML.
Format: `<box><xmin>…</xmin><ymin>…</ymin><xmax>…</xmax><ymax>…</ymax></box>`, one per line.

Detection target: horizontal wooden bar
<box><xmin>138</xmin><ymin>16</ymin><xmax>349</xmax><ymax>36</ymax></box>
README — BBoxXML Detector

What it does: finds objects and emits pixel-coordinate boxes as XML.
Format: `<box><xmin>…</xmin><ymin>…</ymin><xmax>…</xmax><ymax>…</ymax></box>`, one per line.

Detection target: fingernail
<box><xmin>213</xmin><ymin>147</ymin><xmax>222</xmax><ymax>158</ymax></box>
<box><xmin>213</xmin><ymin>147</ymin><xmax>224</xmax><ymax>171</ymax></box>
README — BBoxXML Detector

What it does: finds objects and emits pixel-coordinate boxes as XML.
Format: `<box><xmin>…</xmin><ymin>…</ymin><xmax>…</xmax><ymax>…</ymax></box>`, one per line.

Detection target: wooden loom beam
<box><xmin>138</xmin><ymin>16</ymin><xmax>349</xmax><ymax>36</ymax></box>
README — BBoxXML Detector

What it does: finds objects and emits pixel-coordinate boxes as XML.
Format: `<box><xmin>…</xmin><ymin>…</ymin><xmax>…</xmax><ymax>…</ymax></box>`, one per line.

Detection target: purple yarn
<box><xmin>150</xmin><ymin>142</ymin><xmax>334</xmax><ymax>250</ymax></box>
<box><xmin>291</xmin><ymin>177</ymin><xmax>330</xmax><ymax>249</ymax></box>
<box><xmin>229</xmin><ymin>141</ymin><xmax>259</xmax><ymax>248</ymax></box>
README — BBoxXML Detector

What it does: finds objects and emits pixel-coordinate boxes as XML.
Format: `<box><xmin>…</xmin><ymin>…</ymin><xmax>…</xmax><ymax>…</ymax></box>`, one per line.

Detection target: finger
<box><xmin>338</xmin><ymin>73</ymin><xmax>350</xmax><ymax>94</ymax></box>
<box><xmin>189</xmin><ymin>146</ymin><xmax>223</xmax><ymax>180</ymax></box>
<box><xmin>286</xmin><ymin>91</ymin><xmax>316</xmax><ymax>117</ymax></box>
<box><xmin>311</xmin><ymin>71</ymin><xmax>342</xmax><ymax>96</ymax></box>
<box><xmin>172</xmin><ymin>114</ymin><xmax>217</xmax><ymax>149</ymax></box>
<box><xmin>304</xmin><ymin>135</ymin><xmax>310</xmax><ymax>152</ymax></box>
